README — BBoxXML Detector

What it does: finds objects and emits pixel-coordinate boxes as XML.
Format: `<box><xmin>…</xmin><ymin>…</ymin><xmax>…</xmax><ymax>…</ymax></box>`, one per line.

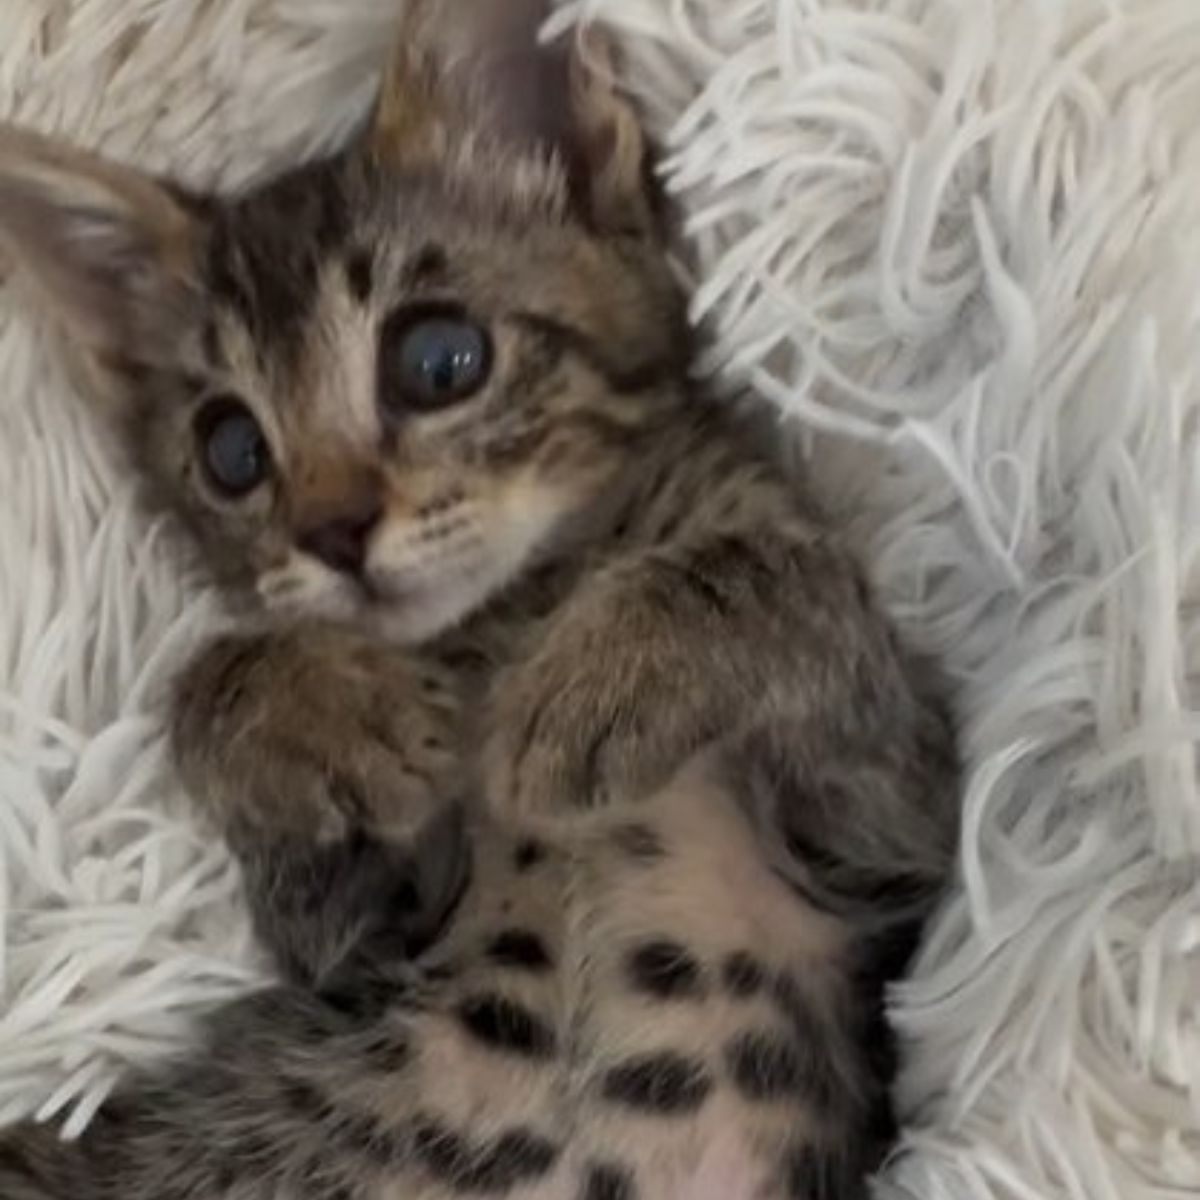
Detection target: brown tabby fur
<box><xmin>0</xmin><ymin>3</ymin><xmax>958</xmax><ymax>1197</ymax></box>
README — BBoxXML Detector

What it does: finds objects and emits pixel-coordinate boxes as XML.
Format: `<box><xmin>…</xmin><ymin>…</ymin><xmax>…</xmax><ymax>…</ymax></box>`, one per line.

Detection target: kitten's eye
<box><xmin>381</xmin><ymin>309</ymin><xmax>492</xmax><ymax>414</ymax></box>
<box><xmin>195</xmin><ymin>398</ymin><xmax>271</xmax><ymax>498</ymax></box>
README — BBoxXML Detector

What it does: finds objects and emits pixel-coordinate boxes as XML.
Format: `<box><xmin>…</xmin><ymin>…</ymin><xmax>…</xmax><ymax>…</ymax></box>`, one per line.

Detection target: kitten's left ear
<box><xmin>0</xmin><ymin>124</ymin><xmax>204</xmax><ymax>366</ymax></box>
<box><xmin>564</xmin><ymin>30</ymin><xmax>658</xmax><ymax>235</ymax></box>
<box><xmin>370</xmin><ymin>2</ymin><xmax>655</xmax><ymax>234</ymax></box>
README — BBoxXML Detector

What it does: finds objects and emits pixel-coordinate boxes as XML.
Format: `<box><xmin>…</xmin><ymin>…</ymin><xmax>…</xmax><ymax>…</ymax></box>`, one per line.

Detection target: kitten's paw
<box><xmin>171</xmin><ymin>627</ymin><xmax>469</xmax><ymax>981</ymax></box>
<box><xmin>173</xmin><ymin>628</ymin><xmax>462</xmax><ymax>839</ymax></box>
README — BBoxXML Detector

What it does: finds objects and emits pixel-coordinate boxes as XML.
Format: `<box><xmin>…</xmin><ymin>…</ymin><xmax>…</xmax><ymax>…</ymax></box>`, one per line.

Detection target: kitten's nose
<box><xmin>298</xmin><ymin>504</ymin><xmax>383</xmax><ymax>577</ymax></box>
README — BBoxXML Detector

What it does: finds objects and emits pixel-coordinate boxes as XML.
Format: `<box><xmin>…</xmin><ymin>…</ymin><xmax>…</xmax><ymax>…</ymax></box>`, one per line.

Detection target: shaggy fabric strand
<box><xmin>1</xmin><ymin>1</ymin><xmax>1198</xmax><ymax>1197</ymax></box>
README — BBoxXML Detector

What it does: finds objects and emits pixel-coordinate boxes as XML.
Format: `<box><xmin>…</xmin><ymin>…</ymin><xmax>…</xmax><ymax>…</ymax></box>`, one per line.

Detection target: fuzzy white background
<box><xmin>1</xmin><ymin>1</ymin><xmax>1198</xmax><ymax>1197</ymax></box>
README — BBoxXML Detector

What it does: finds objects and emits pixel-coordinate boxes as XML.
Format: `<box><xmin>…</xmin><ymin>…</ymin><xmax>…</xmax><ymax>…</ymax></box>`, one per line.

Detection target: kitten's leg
<box><xmin>0</xmin><ymin>986</ymin><xmax>422</xmax><ymax>1200</ymax></box>
<box><xmin>173</xmin><ymin>624</ymin><xmax>469</xmax><ymax>987</ymax></box>
<box><xmin>487</xmin><ymin>519</ymin><xmax>957</xmax><ymax>883</ymax></box>
<box><xmin>718</xmin><ymin>718</ymin><xmax>957</xmax><ymax>1158</ymax></box>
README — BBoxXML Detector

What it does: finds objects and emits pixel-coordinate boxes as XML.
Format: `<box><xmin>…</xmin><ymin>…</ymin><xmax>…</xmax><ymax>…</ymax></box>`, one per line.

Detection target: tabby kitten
<box><xmin>0</xmin><ymin>2</ymin><xmax>958</xmax><ymax>1197</ymax></box>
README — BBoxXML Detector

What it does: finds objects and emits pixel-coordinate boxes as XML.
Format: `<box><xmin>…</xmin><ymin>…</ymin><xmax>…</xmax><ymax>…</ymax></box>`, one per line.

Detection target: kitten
<box><xmin>0</xmin><ymin>2</ymin><xmax>958</xmax><ymax>1197</ymax></box>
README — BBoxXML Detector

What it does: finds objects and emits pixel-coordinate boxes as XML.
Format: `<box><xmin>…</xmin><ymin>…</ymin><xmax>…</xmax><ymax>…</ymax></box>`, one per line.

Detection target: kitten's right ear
<box><xmin>0</xmin><ymin>124</ymin><xmax>205</xmax><ymax>366</ymax></box>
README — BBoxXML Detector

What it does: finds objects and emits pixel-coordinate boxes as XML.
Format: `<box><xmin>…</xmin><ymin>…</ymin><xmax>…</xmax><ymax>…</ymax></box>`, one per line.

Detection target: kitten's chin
<box><xmin>363</xmin><ymin>535</ymin><xmax>549</xmax><ymax>644</ymax></box>
<box><xmin>361</xmin><ymin>579</ymin><xmax>492</xmax><ymax>646</ymax></box>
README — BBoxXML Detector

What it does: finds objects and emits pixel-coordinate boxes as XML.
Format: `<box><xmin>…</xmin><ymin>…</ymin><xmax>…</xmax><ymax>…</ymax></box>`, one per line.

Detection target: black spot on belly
<box><xmin>411</xmin><ymin>1118</ymin><xmax>559</xmax><ymax>1193</ymax></box>
<box><xmin>411</xmin><ymin>1122</ymin><xmax>472</xmax><ymax>1185</ymax></box>
<box><xmin>456</xmin><ymin>994</ymin><xmax>556</xmax><ymax>1059</ymax></box>
<box><xmin>582</xmin><ymin>1161</ymin><xmax>637</xmax><ymax>1200</ymax></box>
<box><xmin>722</xmin><ymin>952</ymin><xmax>767</xmax><ymax>998</ymax></box>
<box><xmin>626</xmin><ymin>940</ymin><xmax>705</xmax><ymax>999</ymax></box>
<box><xmin>611</xmin><ymin>823</ymin><xmax>666</xmax><ymax>863</ymax></box>
<box><xmin>514</xmin><ymin>839</ymin><xmax>549</xmax><ymax>871</ymax></box>
<box><xmin>601</xmin><ymin>1052</ymin><xmax>712</xmax><ymax>1115</ymax></box>
<box><xmin>487</xmin><ymin>929</ymin><xmax>553</xmax><ymax>972</ymax></box>
<box><xmin>725</xmin><ymin>1031</ymin><xmax>806</xmax><ymax>1101</ymax></box>
<box><xmin>478</xmin><ymin>1130</ymin><xmax>560</xmax><ymax>1191</ymax></box>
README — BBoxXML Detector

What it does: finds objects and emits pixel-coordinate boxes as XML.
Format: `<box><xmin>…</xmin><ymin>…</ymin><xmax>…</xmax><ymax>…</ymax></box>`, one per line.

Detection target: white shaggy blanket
<box><xmin>1</xmin><ymin>1</ymin><xmax>1197</xmax><ymax>1196</ymax></box>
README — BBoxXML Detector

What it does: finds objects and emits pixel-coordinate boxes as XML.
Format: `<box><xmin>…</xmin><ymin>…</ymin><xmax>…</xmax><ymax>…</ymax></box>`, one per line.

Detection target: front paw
<box><xmin>171</xmin><ymin>627</ymin><xmax>468</xmax><ymax>982</ymax></box>
<box><xmin>173</xmin><ymin>627</ymin><xmax>461</xmax><ymax>840</ymax></box>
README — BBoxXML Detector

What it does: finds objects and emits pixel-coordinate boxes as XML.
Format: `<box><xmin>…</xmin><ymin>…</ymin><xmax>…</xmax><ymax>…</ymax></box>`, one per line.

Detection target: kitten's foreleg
<box><xmin>486</xmin><ymin>518</ymin><xmax>957</xmax><ymax>910</ymax></box>
<box><xmin>172</xmin><ymin>624</ymin><xmax>470</xmax><ymax>986</ymax></box>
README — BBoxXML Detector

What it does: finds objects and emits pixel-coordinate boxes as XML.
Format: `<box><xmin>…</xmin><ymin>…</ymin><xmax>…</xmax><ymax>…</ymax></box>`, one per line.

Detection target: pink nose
<box><xmin>297</xmin><ymin>505</ymin><xmax>382</xmax><ymax>576</ymax></box>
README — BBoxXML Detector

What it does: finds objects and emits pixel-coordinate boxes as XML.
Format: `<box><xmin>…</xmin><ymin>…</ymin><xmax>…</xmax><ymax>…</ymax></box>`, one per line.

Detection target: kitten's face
<box><xmin>0</xmin><ymin>2</ymin><xmax>686</xmax><ymax>643</ymax></box>
<box><xmin>137</xmin><ymin>156</ymin><xmax>683</xmax><ymax>642</ymax></box>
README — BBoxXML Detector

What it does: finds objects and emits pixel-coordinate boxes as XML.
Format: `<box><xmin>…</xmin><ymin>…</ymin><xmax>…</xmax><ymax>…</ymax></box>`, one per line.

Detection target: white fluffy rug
<box><xmin>1</xmin><ymin>1</ymin><xmax>1198</xmax><ymax>1196</ymax></box>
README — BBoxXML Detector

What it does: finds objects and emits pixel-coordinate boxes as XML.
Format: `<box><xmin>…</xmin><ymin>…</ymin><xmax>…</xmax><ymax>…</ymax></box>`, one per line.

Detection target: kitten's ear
<box><xmin>370</xmin><ymin>2</ymin><xmax>653</xmax><ymax>232</ymax></box>
<box><xmin>565</xmin><ymin>30</ymin><xmax>657</xmax><ymax>234</ymax></box>
<box><xmin>0</xmin><ymin>124</ymin><xmax>204</xmax><ymax>364</ymax></box>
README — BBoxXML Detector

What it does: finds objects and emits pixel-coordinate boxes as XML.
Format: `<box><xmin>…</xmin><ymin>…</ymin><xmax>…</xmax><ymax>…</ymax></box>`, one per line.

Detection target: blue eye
<box><xmin>196</xmin><ymin>398</ymin><xmax>271</xmax><ymax>497</ymax></box>
<box><xmin>381</xmin><ymin>309</ymin><xmax>492</xmax><ymax>413</ymax></box>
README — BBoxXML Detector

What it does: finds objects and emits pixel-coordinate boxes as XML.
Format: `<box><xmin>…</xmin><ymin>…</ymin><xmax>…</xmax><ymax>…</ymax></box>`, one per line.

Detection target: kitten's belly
<box><xmin>409</xmin><ymin>756</ymin><xmax>855</xmax><ymax>1200</ymax></box>
<box><xmin>561</xmin><ymin>759</ymin><xmax>851</xmax><ymax>1199</ymax></box>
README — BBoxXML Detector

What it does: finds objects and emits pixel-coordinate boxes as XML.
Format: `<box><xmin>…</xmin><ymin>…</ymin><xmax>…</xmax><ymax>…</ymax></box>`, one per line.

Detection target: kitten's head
<box><xmin>0</xmin><ymin>0</ymin><xmax>687</xmax><ymax>642</ymax></box>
